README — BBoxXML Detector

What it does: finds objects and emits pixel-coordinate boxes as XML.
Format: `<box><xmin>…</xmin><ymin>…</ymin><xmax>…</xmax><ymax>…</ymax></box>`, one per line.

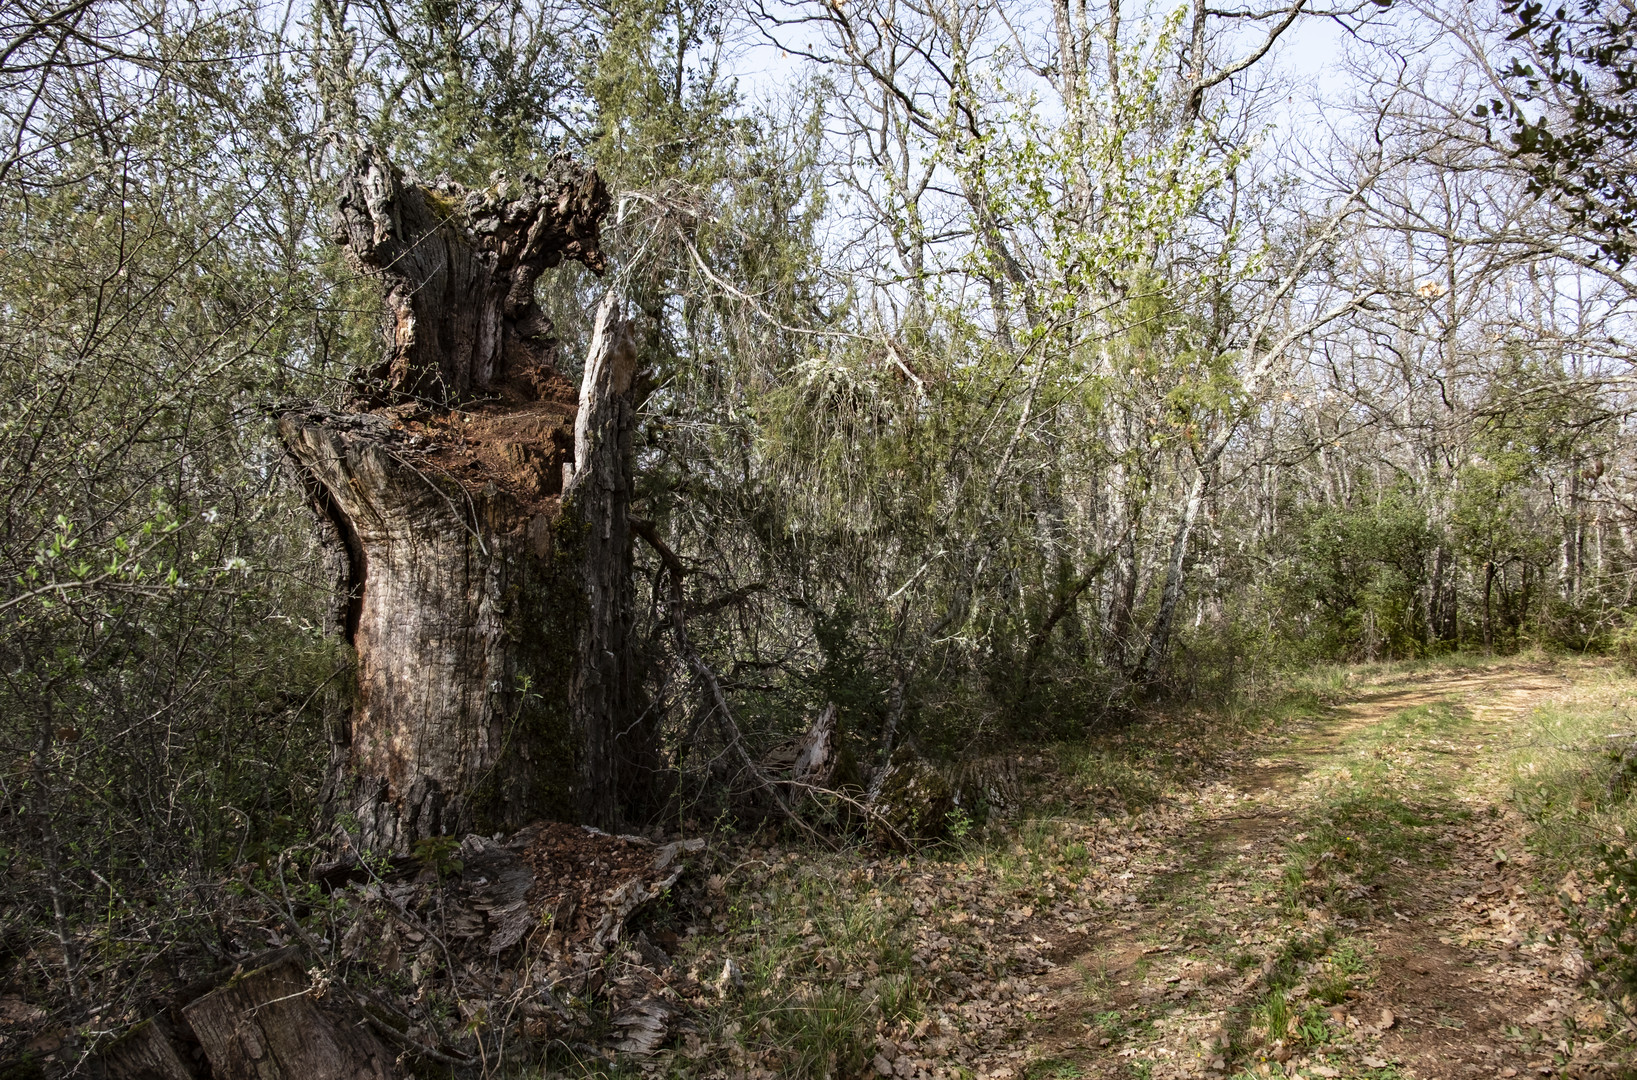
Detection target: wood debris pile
<box><xmin>87</xmin><ymin>823</ymin><xmax>705</xmax><ymax>1079</ymax></box>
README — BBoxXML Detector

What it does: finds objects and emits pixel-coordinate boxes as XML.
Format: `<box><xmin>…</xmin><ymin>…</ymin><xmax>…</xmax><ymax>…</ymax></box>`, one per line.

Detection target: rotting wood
<box><xmin>279</xmin><ymin>147</ymin><xmax>646</xmax><ymax>847</ymax></box>
<box><xmin>760</xmin><ymin>702</ymin><xmax>839</xmax><ymax>790</ymax></box>
<box><xmin>279</xmin><ymin>404</ymin><xmax>585</xmax><ymax>849</ymax></box>
<box><xmin>180</xmin><ymin>950</ymin><xmax>396</xmax><ymax>1080</ymax></box>
<box><xmin>331</xmin><ymin>144</ymin><xmax>607</xmax><ymax>407</ymax></box>
<box><xmin>88</xmin><ymin>1013</ymin><xmax>199</xmax><ymax>1080</ymax></box>
<box><xmin>565</xmin><ymin>294</ymin><xmax>641</xmax><ymax>829</ymax></box>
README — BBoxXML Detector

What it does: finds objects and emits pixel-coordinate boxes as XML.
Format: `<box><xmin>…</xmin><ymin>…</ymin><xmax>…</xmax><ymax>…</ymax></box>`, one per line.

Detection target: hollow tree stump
<box><xmin>280</xmin><ymin>148</ymin><xmax>641</xmax><ymax>849</ymax></box>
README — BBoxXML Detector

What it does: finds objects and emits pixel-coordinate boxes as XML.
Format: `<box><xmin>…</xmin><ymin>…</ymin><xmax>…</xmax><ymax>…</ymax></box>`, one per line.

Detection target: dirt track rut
<box><xmin>1006</xmin><ymin>667</ymin><xmax>1614</xmax><ymax>1080</ymax></box>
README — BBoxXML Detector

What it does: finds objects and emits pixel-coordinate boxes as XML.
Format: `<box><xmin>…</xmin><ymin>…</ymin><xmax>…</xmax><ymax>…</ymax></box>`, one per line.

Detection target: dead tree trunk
<box><xmin>565</xmin><ymin>294</ymin><xmax>638</xmax><ymax>831</ymax></box>
<box><xmin>279</xmin><ymin>147</ymin><xmax>639</xmax><ymax>850</ymax></box>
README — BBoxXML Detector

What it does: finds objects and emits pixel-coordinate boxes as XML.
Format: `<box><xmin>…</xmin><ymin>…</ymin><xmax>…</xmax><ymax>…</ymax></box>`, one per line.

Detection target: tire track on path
<box><xmin>1008</xmin><ymin>665</ymin><xmax>1613</xmax><ymax>1080</ymax></box>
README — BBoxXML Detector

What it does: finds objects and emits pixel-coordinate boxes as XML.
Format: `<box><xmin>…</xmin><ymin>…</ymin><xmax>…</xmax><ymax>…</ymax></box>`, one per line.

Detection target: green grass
<box><xmin>1500</xmin><ymin>663</ymin><xmax>1637</xmax><ymax>1032</ymax></box>
<box><xmin>1510</xmin><ymin>681</ymin><xmax>1637</xmax><ymax>869</ymax></box>
<box><xmin>1270</xmin><ymin>702</ymin><xmax>1476</xmax><ymax>917</ymax></box>
<box><xmin>1279</xmin><ymin>791</ymin><xmax>1453</xmax><ymax>916</ymax></box>
<box><xmin>1311</xmin><ymin>937</ymin><xmax>1371</xmax><ymax>1004</ymax></box>
<box><xmin>1055</xmin><ymin>746</ymin><xmax>1164</xmax><ymax>811</ymax></box>
<box><xmin>1093</xmin><ymin>1009</ymin><xmax>1125</xmax><ymax>1038</ymax></box>
<box><xmin>1289</xmin><ymin>648</ymin><xmax>1556</xmax><ymax>691</ymax></box>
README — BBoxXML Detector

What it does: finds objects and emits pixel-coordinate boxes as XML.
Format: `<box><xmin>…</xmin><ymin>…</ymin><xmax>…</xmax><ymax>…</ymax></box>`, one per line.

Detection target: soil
<box><xmin>1004</xmin><ymin>666</ymin><xmax>1613</xmax><ymax>1080</ymax></box>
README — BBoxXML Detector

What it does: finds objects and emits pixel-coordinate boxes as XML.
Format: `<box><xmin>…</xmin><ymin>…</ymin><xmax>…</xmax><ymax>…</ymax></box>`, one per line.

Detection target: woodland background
<box><xmin>2</xmin><ymin>0</ymin><xmax>1635</xmax><ymax>1069</ymax></box>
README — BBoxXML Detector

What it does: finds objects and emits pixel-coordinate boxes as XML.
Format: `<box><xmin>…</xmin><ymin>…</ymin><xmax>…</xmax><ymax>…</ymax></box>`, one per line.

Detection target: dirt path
<box><xmin>675</xmin><ymin>664</ymin><xmax>1628</xmax><ymax>1080</ymax></box>
<box><xmin>1000</xmin><ymin>666</ymin><xmax>1614</xmax><ymax>1080</ymax></box>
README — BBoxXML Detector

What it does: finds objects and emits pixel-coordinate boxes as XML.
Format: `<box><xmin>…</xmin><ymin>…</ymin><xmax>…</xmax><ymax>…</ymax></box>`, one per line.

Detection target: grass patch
<box><xmin>1093</xmin><ymin>1008</ymin><xmax>1126</xmax><ymax>1039</ymax></box>
<box><xmin>1271</xmin><ymin>702</ymin><xmax>1475</xmax><ymax>917</ymax></box>
<box><xmin>1510</xmin><ymin>673</ymin><xmax>1637</xmax><ymax>869</ymax></box>
<box><xmin>1047</xmin><ymin>677</ymin><xmax>1345</xmax><ymax>820</ymax></box>
<box><xmin>1312</xmin><ymin>937</ymin><xmax>1372</xmax><ymax>1003</ymax></box>
<box><xmin>1505</xmin><ymin>663</ymin><xmax>1637</xmax><ymax>1027</ymax></box>
<box><xmin>1219</xmin><ymin>930</ymin><xmax>1375</xmax><ymax>1067</ymax></box>
<box><xmin>1055</xmin><ymin>746</ymin><xmax>1164</xmax><ymax>812</ymax></box>
<box><xmin>1280</xmin><ymin>791</ymin><xmax>1453</xmax><ymax>916</ymax></box>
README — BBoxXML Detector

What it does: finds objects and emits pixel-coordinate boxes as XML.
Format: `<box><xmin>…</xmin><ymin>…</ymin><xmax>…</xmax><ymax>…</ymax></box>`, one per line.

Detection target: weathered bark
<box><xmin>565</xmin><ymin>294</ymin><xmax>639</xmax><ymax>828</ymax></box>
<box><xmin>280</xmin><ymin>149</ymin><xmax>639</xmax><ymax>850</ymax></box>
<box><xmin>89</xmin><ymin>1015</ymin><xmax>198</xmax><ymax>1080</ymax></box>
<box><xmin>94</xmin><ymin>950</ymin><xmax>397</xmax><ymax>1080</ymax></box>
<box><xmin>332</xmin><ymin>144</ymin><xmax>608</xmax><ymax>406</ymax></box>
<box><xmin>180</xmin><ymin>951</ymin><xmax>396</xmax><ymax>1080</ymax></box>
<box><xmin>1484</xmin><ymin>558</ymin><xmax>1496</xmax><ymax>654</ymax></box>
<box><xmin>278</xmin><ymin>406</ymin><xmax>583</xmax><ymax>848</ymax></box>
<box><xmin>1425</xmin><ymin>544</ymin><xmax>1448</xmax><ymax>647</ymax></box>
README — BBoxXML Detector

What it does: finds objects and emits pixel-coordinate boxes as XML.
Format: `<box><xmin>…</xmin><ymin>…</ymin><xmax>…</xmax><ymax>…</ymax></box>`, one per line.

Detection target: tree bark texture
<box><xmin>89</xmin><ymin>1014</ymin><xmax>197</xmax><ymax>1080</ymax></box>
<box><xmin>565</xmin><ymin>294</ymin><xmax>639</xmax><ymax>829</ymax></box>
<box><xmin>92</xmin><ymin>949</ymin><xmax>397</xmax><ymax>1080</ymax></box>
<box><xmin>180</xmin><ymin>951</ymin><xmax>395</xmax><ymax>1080</ymax></box>
<box><xmin>332</xmin><ymin>145</ymin><xmax>608</xmax><ymax>407</ymax></box>
<box><xmin>279</xmin><ymin>149</ymin><xmax>638</xmax><ymax>850</ymax></box>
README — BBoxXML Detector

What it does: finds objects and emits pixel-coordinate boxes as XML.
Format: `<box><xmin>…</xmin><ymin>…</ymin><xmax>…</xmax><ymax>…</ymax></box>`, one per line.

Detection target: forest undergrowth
<box><xmin>540</xmin><ymin>655</ymin><xmax>1637</xmax><ymax>1080</ymax></box>
<box><xmin>3</xmin><ymin>0</ymin><xmax>1636</xmax><ymax>1076</ymax></box>
<box><xmin>7</xmin><ymin>656</ymin><xmax>1637</xmax><ymax>1080</ymax></box>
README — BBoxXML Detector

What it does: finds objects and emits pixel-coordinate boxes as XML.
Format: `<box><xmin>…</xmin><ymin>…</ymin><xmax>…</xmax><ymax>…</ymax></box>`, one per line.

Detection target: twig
<box><xmin>328</xmin><ymin>824</ymin><xmax>467</xmax><ymax>1045</ymax></box>
<box><xmin>630</xmin><ymin>520</ymin><xmax>838</xmax><ymax>850</ymax></box>
<box><xmin>363</xmin><ymin>1013</ymin><xmax>478</xmax><ymax>1067</ymax></box>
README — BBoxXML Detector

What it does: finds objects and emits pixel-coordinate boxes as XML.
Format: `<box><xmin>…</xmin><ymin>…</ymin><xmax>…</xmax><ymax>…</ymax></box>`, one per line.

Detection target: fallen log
<box><xmin>180</xmin><ymin>950</ymin><xmax>395</xmax><ymax>1080</ymax></box>
<box><xmin>91</xmin><ymin>949</ymin><xmax>397</xmax><ymax>1080</ymax></box>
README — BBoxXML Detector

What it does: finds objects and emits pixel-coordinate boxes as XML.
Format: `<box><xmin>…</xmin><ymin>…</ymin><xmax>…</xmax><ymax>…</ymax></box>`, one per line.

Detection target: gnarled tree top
<box><xmin>331</xmin><ymin>147</ymin><xmax>611</xmax><ymax>407</ymax></box>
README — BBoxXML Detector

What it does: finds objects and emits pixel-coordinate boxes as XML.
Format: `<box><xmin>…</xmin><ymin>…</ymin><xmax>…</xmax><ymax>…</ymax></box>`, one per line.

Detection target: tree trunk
<box><xmin>280</xmin><ymin>148</ymin><xmax>640</xmax><ymax>850</ymax></box>
<box><xmin>1483</xmin><ymin>558</ymin><xmax>1496</xmax><ymax>655</ymax></box>
<box><xmin>332</xmin><ymin>145</ymin><xmax>607</xmax><ymax>407</ymax></box>
<box><xmin>1425</xmin><ymin>545</ymin><xmax>1448</xmax><ymax>649</ymax></box>
<box><xmin>1133</xmin><ymin>465</ymin><xmax>1208</xmax><ymax>687</ymax></box>
<box><xmin>565</xmin><ymin>293</ymin><xmax>639</xmax><ymax>830</ymax></box>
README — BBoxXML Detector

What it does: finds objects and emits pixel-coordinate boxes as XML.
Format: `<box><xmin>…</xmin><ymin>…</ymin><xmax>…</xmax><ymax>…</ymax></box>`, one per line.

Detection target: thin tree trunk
<box><xmin>1133</xmin><ymin>465</ymin><xmax>1208</xmax><ymax>687</ymax></box>
<box><xmin>1426</xmin><ymin>545</ymin><xmax>1448</xmax><ymax>648</ymax></box>
<box><xmin>1484</xmin><ymin>558</ymin><xmax>1496</xmax><ymax>655</ymax></box>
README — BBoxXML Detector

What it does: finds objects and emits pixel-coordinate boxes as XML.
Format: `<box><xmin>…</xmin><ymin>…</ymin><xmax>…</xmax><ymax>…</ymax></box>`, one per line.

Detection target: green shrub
<box><xmin>1613</xmin><ymin>618</ymin><xmax>1637</xmax><ymax>675</ymax></box>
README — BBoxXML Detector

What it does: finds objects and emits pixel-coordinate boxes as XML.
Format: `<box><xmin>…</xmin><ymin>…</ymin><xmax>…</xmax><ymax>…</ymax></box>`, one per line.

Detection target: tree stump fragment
<box><xmin>180</xmin><ymin>951</ymin><xmax>395</xmax><ymax>1080</ymax></box>
<box><xmin>88</xmin><ymin>1014</ymin><xmax>200</xmax><ymax>1080</ymax></box>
